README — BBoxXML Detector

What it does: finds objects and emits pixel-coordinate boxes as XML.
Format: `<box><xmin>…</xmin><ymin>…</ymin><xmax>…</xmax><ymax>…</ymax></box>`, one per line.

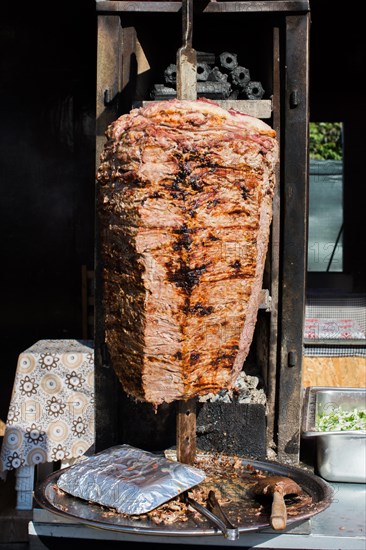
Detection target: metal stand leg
<box><xmin>15</xmin><ymin>465</ymin><xmax>35</xmax><ymax>510</ymax></box>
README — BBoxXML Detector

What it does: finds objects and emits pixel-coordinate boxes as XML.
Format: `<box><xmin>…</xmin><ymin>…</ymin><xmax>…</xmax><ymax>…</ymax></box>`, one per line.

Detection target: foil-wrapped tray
<box><xmin>56</xmin><ymin>445</ymin><xmax>206</xmax><ymax>515</ymax></box>
<box><xmin>35</xmin><ymin>450</ymin><xmax>333</xmax><ymax>536</ymax></box>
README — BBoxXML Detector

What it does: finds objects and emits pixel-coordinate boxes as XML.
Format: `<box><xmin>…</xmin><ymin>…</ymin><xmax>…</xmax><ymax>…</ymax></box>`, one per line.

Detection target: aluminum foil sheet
<box><xmin>57</xmin><ymin>444</ymin><xmax>206</xmax><ymax>515</ymax></box>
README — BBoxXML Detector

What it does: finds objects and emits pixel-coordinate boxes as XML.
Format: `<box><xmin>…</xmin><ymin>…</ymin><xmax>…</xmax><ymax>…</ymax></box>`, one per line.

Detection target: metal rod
<box><xmin>95</xmin><ymin>2</ymin><xmax>311</xmax><ymax>15</ymax></box>
<box><xmin>176</xmin><ymin>0</ymin><xmax>197</xmax><ymax>100</ymax></box>
<box><xmin>266</xmin><ymin>24</ymin><xmax>281</xmax><ymax>453</ymax></box>
<box><xmin>182</xmin><ymin>0</ymin><xmax>193</xmax><ymax>47</ymax></box>
<box><xmin>326</xmin><ymin>223</ymin><xmax>343</xmax><ymax>272</ymax></box>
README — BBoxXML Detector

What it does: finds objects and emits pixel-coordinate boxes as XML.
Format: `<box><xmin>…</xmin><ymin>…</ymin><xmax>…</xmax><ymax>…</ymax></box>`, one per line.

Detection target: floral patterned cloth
<box><xmin>0</xmin><ymin>340</ymin><xmax>94</xmax><ymax>478</ymax></box>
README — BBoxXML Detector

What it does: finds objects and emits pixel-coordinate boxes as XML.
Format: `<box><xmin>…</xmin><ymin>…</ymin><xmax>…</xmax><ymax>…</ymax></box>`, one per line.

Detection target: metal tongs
<box><xmin>183</xmin><ymin>490</ymin><xmax>239</xmax><ymax>540</ymax></box>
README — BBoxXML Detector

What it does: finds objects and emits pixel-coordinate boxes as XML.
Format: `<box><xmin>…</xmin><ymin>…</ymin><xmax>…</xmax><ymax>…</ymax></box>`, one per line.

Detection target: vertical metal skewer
<box><xmin>176</xmin><ymin>0</ymin><xmax>197</xmax><ymax>101</ymax></box>
<box><xmin>176</xmin><ymin>0</ymin><xmax>197</xmax><ymax>465</ymax></box>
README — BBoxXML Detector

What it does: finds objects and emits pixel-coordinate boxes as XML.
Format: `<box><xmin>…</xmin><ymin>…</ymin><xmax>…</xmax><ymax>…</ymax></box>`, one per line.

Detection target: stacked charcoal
<box><xmin>150</xmin><ymin>51</ymin><xmax>265</xmax><ymax>101</ymax></box>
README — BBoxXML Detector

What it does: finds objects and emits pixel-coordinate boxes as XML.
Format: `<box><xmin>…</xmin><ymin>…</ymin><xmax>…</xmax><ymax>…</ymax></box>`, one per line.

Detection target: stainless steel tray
<box><xmin>34</xmin><ymin>455</ymin><xmax>333</xmax><ymax>536</ymax></box>
<box><xmin>301</xmin><ymin>387</ymin><xmax>366</xmax><ymax>483</ymax></box>
<box><xmin>302</xmin><ymin>386</ymin><xmax>366</xmax><ymax>437</ymax></box>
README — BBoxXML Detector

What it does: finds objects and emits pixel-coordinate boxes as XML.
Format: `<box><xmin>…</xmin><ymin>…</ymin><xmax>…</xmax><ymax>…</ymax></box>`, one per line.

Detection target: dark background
<box><xmin>0</xmin><ymin>1</ymin><xmax>365</xmax><ymax>424</ymax></box>
<box><xmin>0</xmin><ymin>1</ymin><xmax>96</xmax><ymax>421</ymax></box>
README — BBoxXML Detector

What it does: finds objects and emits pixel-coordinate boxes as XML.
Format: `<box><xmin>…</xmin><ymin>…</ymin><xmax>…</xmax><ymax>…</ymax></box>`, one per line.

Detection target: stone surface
<box><xmin>196</xmin><ymin>401</ymin><xmax>266</xmax><ymax>458</ymax></box>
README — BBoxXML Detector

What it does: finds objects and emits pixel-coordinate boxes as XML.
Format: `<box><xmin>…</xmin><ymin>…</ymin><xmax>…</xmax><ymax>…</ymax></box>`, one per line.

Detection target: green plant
<box><xmin>309</xmin><ymin>122</ymin><xmax>343</xmax><ymax>160</ymax></box>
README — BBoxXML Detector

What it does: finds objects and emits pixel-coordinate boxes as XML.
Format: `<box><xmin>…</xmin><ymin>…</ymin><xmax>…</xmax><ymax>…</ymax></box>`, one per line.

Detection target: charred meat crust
<box><xmin>97</xmin><ymin>99</ymin><xmax>278</xmax><ymax>405</ymax></box>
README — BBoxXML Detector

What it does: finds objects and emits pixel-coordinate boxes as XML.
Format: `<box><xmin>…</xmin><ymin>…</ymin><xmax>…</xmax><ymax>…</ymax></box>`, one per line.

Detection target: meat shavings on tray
<box><xmin>55</xmin><ymin>449</ymin><xmax>312</xmax><ymax>527</ymax></box>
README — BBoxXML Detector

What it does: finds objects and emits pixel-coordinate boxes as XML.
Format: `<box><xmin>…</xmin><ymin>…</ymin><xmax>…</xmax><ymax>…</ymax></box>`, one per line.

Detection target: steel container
<box><xmin>302</xmin><ymin>387</ymin><xmax>366</xmax><ymax>483</ymax></box>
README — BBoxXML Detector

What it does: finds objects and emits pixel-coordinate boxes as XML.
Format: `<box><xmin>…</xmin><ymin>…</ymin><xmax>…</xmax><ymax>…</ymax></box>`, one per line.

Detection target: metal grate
<box><xmin>304</xmin><ymin>294</ymin><xmax>366</xmax><ymax>356</ymax></box>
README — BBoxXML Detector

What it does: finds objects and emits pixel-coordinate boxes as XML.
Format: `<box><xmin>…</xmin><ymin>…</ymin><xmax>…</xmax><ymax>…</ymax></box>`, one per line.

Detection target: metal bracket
<box><xmin>288</xmin><ymin>350</ymin><xmax>297</xmax><ymax>368</ymax></box>
<box><xmin>289</xmin><ymin>89</ymin><xmax>299</xmax><ymax>108</ymax></box>
<box><xmin>259</xmin><ymin>289</ymin><xmax>272</xmax><ymax>311</ymax></box>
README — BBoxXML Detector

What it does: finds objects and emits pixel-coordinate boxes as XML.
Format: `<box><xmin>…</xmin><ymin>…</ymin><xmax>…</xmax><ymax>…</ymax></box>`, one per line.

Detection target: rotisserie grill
<box><xmin>27</xmin><ymin>0</ymin><xmax>340</xmax><ymax>544</ymax></box>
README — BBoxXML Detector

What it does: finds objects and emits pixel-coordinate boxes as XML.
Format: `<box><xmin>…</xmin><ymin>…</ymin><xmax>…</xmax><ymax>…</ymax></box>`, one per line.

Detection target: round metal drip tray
<box><xmin>35</xmin><ymin>454</ymin><xmax>333</xmax><ymax>537</ymax></box>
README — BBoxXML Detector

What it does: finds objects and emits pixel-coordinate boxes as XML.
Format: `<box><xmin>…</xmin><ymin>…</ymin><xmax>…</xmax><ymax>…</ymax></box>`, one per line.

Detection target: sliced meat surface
<box><xmin>97</xmin><ymin>98</ymin><xmax>278</xmax><ymax>405</ymax></box>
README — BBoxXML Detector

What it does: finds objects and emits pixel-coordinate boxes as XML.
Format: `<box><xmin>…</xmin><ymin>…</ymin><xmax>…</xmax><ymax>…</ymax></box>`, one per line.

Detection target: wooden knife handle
<box><xmin>270</xmin><ymin>489</ymin><xmax>287</xmax><ymax>530</ymax></box>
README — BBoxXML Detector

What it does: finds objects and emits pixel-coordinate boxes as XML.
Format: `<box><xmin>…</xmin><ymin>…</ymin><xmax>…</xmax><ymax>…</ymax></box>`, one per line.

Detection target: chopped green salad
<box><xmin>316</xmin><ymin>406</ymin><xmax>366</xmax><ymax>432</ymax></box>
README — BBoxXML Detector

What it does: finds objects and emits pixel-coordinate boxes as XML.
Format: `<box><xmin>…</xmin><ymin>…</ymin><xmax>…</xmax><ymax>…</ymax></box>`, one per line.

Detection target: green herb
<box><xmin>316</xmin><ymin>406</ymin><xmax>366</xmax><ymax>432</ymax></box>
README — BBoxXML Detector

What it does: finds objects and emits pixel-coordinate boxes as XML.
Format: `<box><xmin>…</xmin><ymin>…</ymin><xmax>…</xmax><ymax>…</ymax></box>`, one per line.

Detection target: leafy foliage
<box><xmin>309</xmin><ymin>122</ymin><xmax>343</xmax><ymax>160</ymax></box>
